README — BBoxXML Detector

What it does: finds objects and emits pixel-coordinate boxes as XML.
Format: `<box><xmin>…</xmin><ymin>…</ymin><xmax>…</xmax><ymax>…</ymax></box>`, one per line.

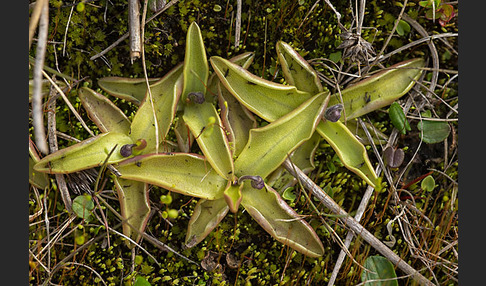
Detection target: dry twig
<box><xmin>128</xmin><ymin>0</ymin><xmax>142</xmax><ymax>62</ymax></box>
<box><xmin>31</xmin><ymin>0</ymin><xmax>49</xmax><ymax>154</ymax></box>
<box><xmin>90</xmin><ymin>0</ymin><xmax>180</xmax><ymax>61</ymax></box>
<box><xmin>283</xmin><ymin>159</ymin><xmax>435</xmax><ymax>286</ymax></box>
<box><xmin>46</xmin><ymin>81</ymin><xmax>73</xmax><ymax>213</ymax></box>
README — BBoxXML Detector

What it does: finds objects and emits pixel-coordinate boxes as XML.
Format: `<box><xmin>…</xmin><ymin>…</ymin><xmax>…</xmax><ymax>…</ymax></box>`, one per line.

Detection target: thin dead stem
<box><xmin>47</xmin><ymin>85</ymin><xmax>72</xmax><ymax>212</ymax></box>
<box><xmin>90</xmin><ymin>0</ymin><xmax>180</xmax><ymax>61</ymax></box>
<box><xmin>32</xmin><ymin>0</ymin><xmax>49</xmax><ymax>154</ymax></box>
<box><xmin>234</xmin><ymin>0</ymin><xmax>242</xmax><ymax>48</ymax></box>
<box><xmin>283</xmin><ymin>159</ymin><xmax>435</xmax><ymax>286</ymax></box>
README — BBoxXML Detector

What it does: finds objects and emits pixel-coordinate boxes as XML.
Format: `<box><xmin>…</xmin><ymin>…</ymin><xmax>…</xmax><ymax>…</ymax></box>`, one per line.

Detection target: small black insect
<box><xmin>364</xmin><ymin>92</ymin><xmax>371</xmax><ymax>104</ymax></box>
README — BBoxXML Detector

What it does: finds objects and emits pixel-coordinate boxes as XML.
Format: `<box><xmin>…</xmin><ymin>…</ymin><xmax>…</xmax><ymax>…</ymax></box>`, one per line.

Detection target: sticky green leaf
<box><xmin>241</xmin><ymin>184</ymin><xmax>324</xmax><ymax>257</ymax></box>
<box><xmin>210</xmin><ymin>56</ymin><xmax>312</xmax><ymax>122</ymax></box>
<box><xmin>72</xmin><ymin>194</ymin><xmax>95</xmax><ymax>220</ymax></box>
<box><xmin>361</xmin><ymin>255</ymin><xmax>398</xmax><ymax>286</ymax></box>
<box><xmin>98</xmin><ymin>77</ymin><xmax>160</xmax><ymax>105</ymax></box>
<box><xmin>34</xmin><ymin>132</ymin><xmax>134</xmax><ymax>174</ymax></box>
<box><xmin>114</xmin><ymin>178</ymin><xmax>150</xmax><ymax>246</ymax></box>
<box><xmin>417</xmin><ymin>120</ymin><xmax>450</xmax><ymax>144</ymax></box>
<box><xmin>267</xmin><ymin>132</ymin><xmax>320</xmax><ymax>190</ymax></box>
<box><xmin>78</xmin><ymin>87</ymin><xmax>131</xmax><ymax>134</ymax></box>
<box><xmin>211</xmin><ymin>54</ymin><xmax>380</xmax><ymax>187</ymax></box>
<box><xmin>173</xmin><ymin>116</ymin><xmax>194</xmax><ymax>152</ymax></box>
<box><xmin>181</xmin><ymin>22</ymin><xmax>208</xmax><ymax>102</ymax></box>
<box><xmin>227</xmin><ymin>52</ymin><xmax>255</xmax><ymax>69</ymax></box>
<box><xmin>327</xmin><ymin>58</ymin><xmax>424</xmax><ymax>120</ymax></box>
<box><xmin>276</xmin><ymin>41</ymin><xmax>323</xmax><ymax>95</ymax></box>
<box><xmin>235</xmin><ymin>91</ymin><xmax>329</xmax><ymax>179</ymax></box>
<box><xmin>183</xmin><ymin>101</ymin><xmax>234</xmax><ymax>180</ymax></box>
<box><xmin>217</xmin><ymin>82</ymin><xmax>257</xmax><ymax>157</ymax></box>
<box><xmin>185</xmin><ymin>198</ymin><xmax>229</xmax><ymax>248</ymax></box>
<box><xmin>130</xmin><ymin>63</ymin><xmax>183</xmax><ymax>153</ymax></box>
<box><xmin>116</xmin><ymin>153</ymin><xmax>227</xmax><ymax>200</ymax></box>
<box><xmin>317</xmin><ymin>121</ymin><xmax>378</xmax><ymax>187</ymax></box>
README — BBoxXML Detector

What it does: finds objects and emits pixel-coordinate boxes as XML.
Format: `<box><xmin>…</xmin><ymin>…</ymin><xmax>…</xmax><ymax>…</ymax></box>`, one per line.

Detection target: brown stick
<box><xmin>283</xmin><ymin>159</ymin><xmax>435</xmax><ymax>286</ymax></box>
<box><xmin>90</xmin><ymin>0</ymin><xmax>180</xmax><ymax>61</ymax></box>
<box><xmin>32</xmin><ymin>0</ymin><xmax>49</xmax><ymax>155</ymax></box>
<box><xmin>128</xmin><ymin>0</ymin><xmax>141</xmax><ymax>62</ymax></box>
<box><xmin>46</xmin><ymin>85</ymin><xmax>72</xmax><ymax>213</ymax></box>
<box><xmin>234</xmin><ymin>0</ymin><xmax>242</xmax><ymax>48</ymax></box>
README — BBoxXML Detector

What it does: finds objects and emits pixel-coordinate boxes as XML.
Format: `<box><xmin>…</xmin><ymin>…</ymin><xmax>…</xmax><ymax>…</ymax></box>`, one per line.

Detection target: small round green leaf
<box><xmin>417</xmin><ymin>120</ymin><xmax>451</xmax><ymax>144</ymax></box>
<box><xmin>72</xmin><ymin>195</ymin><xmax>95</xmax><ymax>220</ymax></box>
<box><xmin>160</xmin><ymin>194</ymin><xmax>173</xmax><ymax>205</ymax></box>
<box><xmin>421</xmin><ymin>175</ymin><xmax>436</xmax><ymax>192</ymax></box>
<box><xmin>361</xmin><ymin>255</ymin><xmax>398</xmax><ymax>286</ymax></box>
<box><xmin>133</xmin><ymin>275</ymin><xmax>152</xmax><ymax>286</ymax></box>
<box><xmin>396</xmin><ymin>20</ymin><xmax>411</xmax><ymax>36</ymax></box>
<box><xmin>167</xmin><ymin>209</ymin><xmax>179</xmax><ymax>219</ymax></box>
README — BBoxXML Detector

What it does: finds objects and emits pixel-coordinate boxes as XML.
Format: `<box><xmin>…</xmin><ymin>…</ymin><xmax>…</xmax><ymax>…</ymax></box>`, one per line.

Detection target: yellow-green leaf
<box><xmin>34</xmin><ymin>132</ymin><xmax>134</xmax><ymax>174</ymax></box>
<box><xmin>78</xmin><ymin>87</ymin><xmax>131</xmax><ymax>134</ymax></box>
<box><xmin>241</xmin><ymin>184</ymin><xmax>324</xmax><ymax>257</ymax></box>
<box><xmin>114</xmin><ymin>178</ymin><xmax>150</xmax><ymax>246</ymax></box>
<box><xmin>328</xmin><ymin>58</ymin><xmax>424</xmax><ymax>120</ymax></box>
<box><xmin>217</xmin><ymin>82</ymin><xmax>257</xmax><ymax>157</ymax></box>
<box><xmin>183</xmin><ymin>102</ymin><xmax>234</xmax><ymax>180</ymax></box>
<box><xmin>276</xmin><ymin>41</ymin><xmax>323</xmax><ymax>95</ymax></box>
<box><xmin>235</xmin><ymin>92</ymin><xmax>329</xmax><ymax>179</ymax></box>
<box><xmin>317</xmin><ymin>121</ymin><xmax>377</xmax><ymax>187</ymax></box>
<box><xmin>130</xmin><ymin>63</ymin><xmax>183</xmax><ymax>153</ymax></box>
<box><xmin>185</xmin><ymin>198</ymin><xmax>229</xmax><ymax>248</ymax></box>
<box><xmin>116</xmin><ymin>153</ymin><xmax>227</xmax><ymax>200</ymax></box>
<box><xmin>267</xmin><ymin>132</ymin><xmax>321</xmax><ymax>190</ymax></box>
<box><xmin>29</xmin><ymin>157</ymin><xmax>50</xmax><ymax>189</ymax></box>
<box><xmin>98</xmin><ymin>77</ymin><xmax>160</xmax><ymax>105</ymax></box>
<box><xmin>181</xmin><ymin>22</ymin><xmax>208</xmax><ymax>102</ymax></box>
<box><xmin>210</xmin><ymin>56</ymin><xmax>312</xmax><ymax>121</ymax></box>
<box><xmin>223</xmin><ymin>181</ymin><xmax>243</xmax><ymax>213</ymax></box>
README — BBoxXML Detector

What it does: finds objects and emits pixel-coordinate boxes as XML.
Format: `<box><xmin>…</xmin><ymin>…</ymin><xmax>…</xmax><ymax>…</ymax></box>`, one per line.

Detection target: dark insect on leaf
<box><xmin>324</xmin><ymin>104</ymin><xmax>343</xmax><ymax>122</ymax></box>
<box><xmin>120</xmin><ymin>144</ymin><xmax>136</xmax><ymax>157</ymax></box>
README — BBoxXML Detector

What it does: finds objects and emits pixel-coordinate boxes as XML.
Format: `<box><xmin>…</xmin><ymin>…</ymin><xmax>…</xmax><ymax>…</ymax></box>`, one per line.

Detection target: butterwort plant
<box><xmin>34</xmin><ymin>22</ymin><xmax>329</xmax><ymax>256</ymax></box>
<box><xmin>34</xmin><ymin>21</ymin><xmax>424</xmax><ymax>257</ymax></box>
